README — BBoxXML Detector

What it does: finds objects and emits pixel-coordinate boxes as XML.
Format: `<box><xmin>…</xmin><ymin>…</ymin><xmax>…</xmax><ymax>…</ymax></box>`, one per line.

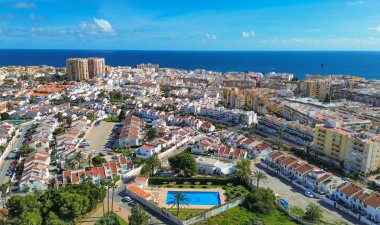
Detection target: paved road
<box><xmin>251</xmin><ymin>163</ymin><xmax>361</xmax><ymax>225</ymax></box>
<box><xmin>0</xmin><ymin>123</ymin><xmax>32</xmax><ymax>185</ymax></box>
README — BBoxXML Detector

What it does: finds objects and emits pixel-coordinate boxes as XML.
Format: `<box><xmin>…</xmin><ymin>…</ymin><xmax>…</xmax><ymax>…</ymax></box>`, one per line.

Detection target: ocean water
<box><xmin>0</xmin><ymin>49</ymin><xmax>379</xmax><ymax>79</ymax></box>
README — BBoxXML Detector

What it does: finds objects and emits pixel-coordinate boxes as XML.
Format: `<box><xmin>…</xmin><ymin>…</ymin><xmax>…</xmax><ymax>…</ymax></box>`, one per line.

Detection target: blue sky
<box><xmin>1</xmin><ymin>0</ymin><xmax>380</xmax><ymax>50</ymax></box>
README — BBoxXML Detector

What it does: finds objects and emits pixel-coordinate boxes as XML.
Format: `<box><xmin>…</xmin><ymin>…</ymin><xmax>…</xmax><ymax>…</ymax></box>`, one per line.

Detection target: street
<box><xmin>251</xmin><ymin>162</ymin><xmax>361</xmax><ymax>225</ymax></box>
<box><xmin>0</xmin><ymin>123</ymin><xmax>32</xmax><ymax>185</ymax></box>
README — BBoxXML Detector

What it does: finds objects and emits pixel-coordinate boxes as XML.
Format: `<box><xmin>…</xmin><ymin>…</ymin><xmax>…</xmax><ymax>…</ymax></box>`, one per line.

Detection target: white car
<box><xmin>304</xmin><ymin>190</ymin><xmax>314</xmax><ymax>198</ymax></box>
<box><xmin>11</xmin><ymin>149</ymin><xmax>19</xmax><ymax>153</ymax></box>
<box><xmin>123</xmin><ymin>196</ymin><xmax>132</xmax><ymax>202</ymax></box>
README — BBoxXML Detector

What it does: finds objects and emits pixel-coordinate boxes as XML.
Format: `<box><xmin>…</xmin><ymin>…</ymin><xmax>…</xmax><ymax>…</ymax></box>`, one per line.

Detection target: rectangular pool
<box><xmin>165</xmin><ymin>191</ymin><xmax>220</xmax><ymax>206</ymax></box>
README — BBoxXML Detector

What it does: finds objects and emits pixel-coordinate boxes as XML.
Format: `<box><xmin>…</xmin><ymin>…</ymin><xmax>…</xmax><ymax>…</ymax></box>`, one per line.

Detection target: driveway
<box><xmin>251</xmin><ymin>163</ymin><xmax>361</xmax><ymax>225</ymax></box>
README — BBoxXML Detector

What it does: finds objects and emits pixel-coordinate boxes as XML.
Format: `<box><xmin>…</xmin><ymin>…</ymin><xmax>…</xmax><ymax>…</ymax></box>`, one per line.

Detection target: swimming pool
<box><xmin>165</xmin><ymin>191</ymin><xmax>220</xmax><ymax>206</ymax></box>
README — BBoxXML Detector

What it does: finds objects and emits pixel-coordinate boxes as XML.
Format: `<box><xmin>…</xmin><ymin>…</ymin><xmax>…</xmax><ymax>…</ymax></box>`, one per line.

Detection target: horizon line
<box><xmin>1</xmin><ymin>48</ymin><xmax>380</xmax><ymax>52</ymax></box>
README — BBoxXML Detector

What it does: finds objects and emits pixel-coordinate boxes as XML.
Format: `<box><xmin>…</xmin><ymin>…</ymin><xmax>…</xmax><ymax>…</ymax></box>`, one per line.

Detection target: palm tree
<box><xmin>141</xmin><ymin>154</ymin><xmax>161</xmax><ymax>176</ymax></box>
<box><xmin>99</xmin><ymin>180</ymin><xmax>107</xmax><ymax>216</ymax></box>
<box><xmin>251</xmin><ymin>171</ymin><xmax>268</xmax><ymax>188</ymax></box>
<box><xmin>304</xmin><ymin>203</ymin><xmax>323</xmax><ymax>222</ymax></box>
<box><xmin>168</xmin><ymin>192</ymin><xmax>189</xmax><ymax>217</ymax></box>
<box><xmin>74</xmin><ymin>152</ymin><xmax>84</xmax><ymax>168</ymax></box>
<box><xmin>235</xmin><ymin>158</ymin><xmax>251</xmax><ymax>182</ymax></box>
<box><xmin>87</xmin><ymin>153</ymin><xmax>92</xmax><ymax>168</ymax></box>
<box><xmin>110</xmin><ymin>181</ymin><xmax>117</xmax><ymax>212</ymax></box>
<box><xmin>0</xmin><ymin>184</ymin><xmax>7</xmax><ymax>207</ymax></box>
<box><xmin>6</xmin><ymin>180</ymin><xmax>12</xmax><ymax>200</ymax></box>
<box><xmin>107</xmin><ymin>180</ymin><xmax>111</xmax><ymax>213</ymax></box>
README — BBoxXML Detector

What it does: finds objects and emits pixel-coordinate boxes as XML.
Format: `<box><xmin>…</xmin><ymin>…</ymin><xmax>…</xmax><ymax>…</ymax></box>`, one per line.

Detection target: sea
<box><xmin>0</xmin><ymin>49</ymin><xmax>379</xmax><ymax>80</ymax></box>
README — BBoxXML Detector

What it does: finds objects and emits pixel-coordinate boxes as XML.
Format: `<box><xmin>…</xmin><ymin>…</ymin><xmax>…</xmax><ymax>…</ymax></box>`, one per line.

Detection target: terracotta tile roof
<box><xmin>339</xmin><ymin>183</ymin><xmax>362</xmax><ymax>197</ymax></box>
<box><xmin>281</xmin><ymin>157</ymin><xmax>298</xmax><ymax>166</ymax></box>
<box><xmin>363</xmin><ymin>193</ymin><xmax>380</xmax><ymax>208</ymax></box>
<box><xmin>127</xmin><ymin>184</ymin><xmax>151</xmax><ymax>199</ymax></box>
<box><xmin>135</xmin><ymin>176</ymin><xmax>149</xmax><ymax>182</ymax></box>
<box><xmin>295</xmin><ymin>164</ymin><xmax>314</xmax><ymax>174</ymax></box>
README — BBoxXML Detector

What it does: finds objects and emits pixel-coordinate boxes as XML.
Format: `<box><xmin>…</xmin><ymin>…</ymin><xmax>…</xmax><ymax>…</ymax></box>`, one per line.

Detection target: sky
<box><xmin>1</xmin><ymin>0</ymin><xmax>380</xmax><ymax>50</ymax></box>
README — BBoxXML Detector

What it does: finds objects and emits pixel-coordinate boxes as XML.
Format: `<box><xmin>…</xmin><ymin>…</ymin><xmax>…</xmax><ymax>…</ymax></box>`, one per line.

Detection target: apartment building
<box><xmin>88</xmin><ymin>58</ymin><xmax>105</xmax><ymax>79</ymax></box>
<box><xmin>344</xmin><ymin>132</ymin><xmax>380</xmax><ymax>176</ymax></box>
<box><xmin>118</xmin><ymin>116</ymin><xmax>141</xmax><ymax>147</ymax></box>
<box><xmin>257</xmin><ymin>114</ymin><xmax>314</xmax><ymax>146</ymax></box>
<box><xmin>66</xmin><ymin>58</ymin><xmax>89</xmax><ymax>81</ymax></box>
<box><xmin>312</xmin><ymin>125</ymin><xmax>350</xmax><ymax>166</ymax></box>
<box><xmin>312</xmin><ymin>124</ymin><xmax>380</xmax><ymax>174</ymax></box>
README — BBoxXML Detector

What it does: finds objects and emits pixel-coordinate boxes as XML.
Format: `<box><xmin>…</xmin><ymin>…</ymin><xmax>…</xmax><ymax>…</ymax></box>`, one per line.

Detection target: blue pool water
<box><xmin>165</xmin><ymin>191</ymin><xmax>220</xmax><ymax>206</ymax></box>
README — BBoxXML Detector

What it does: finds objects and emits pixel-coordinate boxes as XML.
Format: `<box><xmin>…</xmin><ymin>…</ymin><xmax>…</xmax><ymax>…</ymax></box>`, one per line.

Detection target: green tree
<box><xmin>57</xmin><ymin>193</ymin><xmax>89</xmax><ymax>220</ymax></box>
<box><xmin>6</xmin><ymin>211</ymin><xmax>42</xmax><ymax>225</ymax></box>
<box><xmin>141</xmin><ymin>154</ymin><xmax>161</xmax><ymax>176</ymax></box>
<box><xmin>45</xmin><ymin>212</ymin><xmax>66</xmax><ymax>225</ymax></box>
<box><xmin>147</xmin><ymin>127</ymin><xmax>158</xmax><ymax>141</ymax></box>
<box><xmin>66</xmin><ymin>116</ymin><xmax>72</xmax><ymax>128</ymax></box>
<box><xmin>323</xmin><ymin>93</ymin><xmax>331</xmax><ymax>103</ymax></box>
<box><xmin>20</xmin><ymin>143</ymin><xmax>34</xmax><ymax>156</ymax></box>
<box><xmin>98</xmin><ymin>91</ymin><xmax>107</xmax><ymax>99</ymax></box>
<box><xmin>118</xmin><ymin>109</ymin><xmax>126</xmax><ymax>122</ymax></box>
<box><xmin>92</xmin><ymin>156</ymin><xmax>107</xmax><ymax>167</ymax></box>
<box><xmin>129</xmin><ymin>206</ymin><xmax>150</xmax><ymax>225</ymax></box>
<box><xmin>251</xmin><ymin>171</ymin><xmax>268</xmax><ymax>188</ymax></box>
<box><xmin>6</xmin><ymin>195</ymin><xmax>40</xmax><ymax>218</ymax></box>
<box><xmin>95</xmin><ymin>212</ymin><xmax>120</xmax><ymax>225</ymax></box>
<box><xmin>55</xmin><ymin>112</ymin><xmax>64</xmax><ymax>123</ymax></box>
<box><xmin>167</xmin><ymin>192</ymin><xmax>189</xmax><ymax>217</ymax></box>
<box><xmin>0</xmin><ymin>112</ymin><xmax>10</xmax><ymax>121</ymax></box>
<box><xmin>304</xmin><ymin>203</ymin><xmax>323</xmax><ymax>222</ymax></box>
<box><xmin>110</xmin><ymin>182</ymin><xmax>117</xmax><ymax>212</ymax></box>
<box><xmin>245</xmin><ymin>188</ymin><xmax>276</xmax><ymax>215</ymax></box>
<box><xmin>87</xmin><ymin>113</ymin><xmax>95</xmax><ymax>122</ymax></box>
<box><xmin>0</xmin><ymin>184</ymin><xmax>8</xmax><ymax>208</ymax></box>
<box><xmin>6</xmin><ymin>102</ymin><xmax>12</xmax><ymax>111</ymax></box>
<box><xmin>291</xmin><ymin>76</ymin><xmax>300</xmax><ymax>82</ymax></box>
<box><xmin>74</xmin><ymin>152</ymin><xmax>85</xmax><ymax>168</ymax></box>
<box><xmin>235</xmin><ymin>158</ymin><xmax>251</xmax><ymax>182</ymax></box>
<box><xmin>99</xmin><ymin>180</ymin><xmax>107</xmax><ymax>217</ymax></box>
<box><xmin>168</xmin><ymin>152</ymin><xmax>198</xmax><ymax>177</ymax></box>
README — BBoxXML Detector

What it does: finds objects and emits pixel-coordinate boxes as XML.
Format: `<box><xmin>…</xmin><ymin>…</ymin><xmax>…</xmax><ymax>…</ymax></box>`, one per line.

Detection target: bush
<box><xmin>149</xmin><ymin>177</ymin><xmax>245</xmax><ymax>186</ymax></box>
<box><xmin>190</xmin><ymin>186</ymin><xmax>195</xmax><ymax>188</ymax></box>
<box><xmin>178</xmin><ymin>186</ymin><xmax>183</xmax><ymax>188</ymax></box>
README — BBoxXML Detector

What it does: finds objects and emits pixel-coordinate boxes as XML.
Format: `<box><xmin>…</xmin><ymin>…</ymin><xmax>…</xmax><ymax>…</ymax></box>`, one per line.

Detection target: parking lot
<box><xmin>83</xmin><ymin>121</ymin><xmax>119</xmax><ymax>153</ymax></box>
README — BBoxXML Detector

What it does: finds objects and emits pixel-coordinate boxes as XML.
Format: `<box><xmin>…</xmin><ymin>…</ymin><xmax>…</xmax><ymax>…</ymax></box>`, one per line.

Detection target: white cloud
<box><xmin>347</xmin><ymin>1</ymin><xmax>365</xmax><ymax>5</ymax></box>
<box><xmin>368</xmin><ymin>26</ymin><xmax>380</xmax><ymax>32</ymax></box>
<box><xmin>206</xmin><ymin>33</ymin><xmax>217</xmax><ymax>40</ymax></box>
<box><xmin>242</xmin><ymin>31</ymin><xmax>255</xmax><ymax>38</ymax></box>
<box><xmin>13</xmin><ymin>3</ymin><xmax>36</xmax><ymax>9</ymax></box>
<box><xmin>79</xmin><ymin>18</ymin><xmax>116</xmax><ymax>35</ymax></box>
<box><xmin>93</xmin><ymin>18</ymin><xmax>114</xmax><ymax>33</ymax></box>
<box><xmin>30</xmin><ymin>14</ymin><xmax>44</xmax><ymax>21</ymax></box>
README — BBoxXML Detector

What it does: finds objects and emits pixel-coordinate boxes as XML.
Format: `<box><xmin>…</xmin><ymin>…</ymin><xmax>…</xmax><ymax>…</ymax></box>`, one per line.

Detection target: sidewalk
<box><xmin>78</xmin><ymin>199</ymin><xmax>129</xmax><ymax>225</ymax></box>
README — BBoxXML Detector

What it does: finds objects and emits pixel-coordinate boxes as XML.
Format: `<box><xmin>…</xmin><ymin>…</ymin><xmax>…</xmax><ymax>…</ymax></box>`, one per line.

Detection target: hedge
<box><xmin>149</xmin><ymin>177</ymin><xmax>246</xmax><ymax>186</ymax></box>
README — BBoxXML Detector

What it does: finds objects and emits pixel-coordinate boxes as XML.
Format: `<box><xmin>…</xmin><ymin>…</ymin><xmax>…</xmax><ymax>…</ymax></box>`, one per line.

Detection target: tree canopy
<box><xmin>147</xmin><ymin>128</ymin><xmax>158</xmax><ymax>141</ymax></box>
<box><xmin>0</xmin><ymin>112</ymin><xmax>10</xmax><ymax>121</ymax></box>
<box><xmin>95</xmin><ymin>212</ymin><xmax>121</xmax><ymax>225</ymax></box>
<box><xmin>244</xmin><ymin>188</ymin><xmax>276</xmax><ymax>215</ymax></box>
<box><xmin>129</xmin><ymin>206</ymin><xmax>149</xmax><ymax>225</ymax></box>
<box><xmin>6</xmin><ymin>179</ymin><xmax>106</xmax><ymax>225</ymax></box>
<box><xmin>168</xmin><ymin>152</ymin><xmax>198</xmax><ymax>177</ymax></box>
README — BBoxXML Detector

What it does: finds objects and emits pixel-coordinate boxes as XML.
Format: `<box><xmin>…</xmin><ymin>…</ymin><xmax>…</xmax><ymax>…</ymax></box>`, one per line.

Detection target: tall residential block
<box><xmin>66</xmin><ymin>58</ymin><xmax>89</xmax><ymax>81</ymax></box>
<box><xmin>88</xmin><ymin>58</ymin><xmax>105</xmax><ymax>79</ymax></box>
<box><xmin>344</xmin><ymin>133</ymin><xmax>380</xmax><ymax>176</ymax></box>
<box><xmin>312</xmin><ymin>125</ymin><xmax>350</xmax><ymax>166</ymax></box>
<box><xmin>312</xmin><ymin>124</ymin><xmax>380</xmax><ymax>175</ymax></box>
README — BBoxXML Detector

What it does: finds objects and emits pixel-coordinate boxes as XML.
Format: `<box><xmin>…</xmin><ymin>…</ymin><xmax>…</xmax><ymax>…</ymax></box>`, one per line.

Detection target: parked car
<box><xmin>123</xmin><ymin>196</ymin><xmax>132</xmax><ymax>202</ymax></box>
<box><xmin>16</xmin><ymin>135</ymin><xmax>20</xmax><ymax>138</ymax></box>
<box><xmin>316</xmin><ymin>189</ymin><xmax>325</xmax><ymax>195</ymax></box>
<box><xmin>128</xmin><ymin>200</ymin><xmax>137</xmax><ymax>207</ymax></box>
<box><xmin>11</xmin><ymin>148</ymin><xmax>19</xmax><ymax>153</ymax></box>
<box><xmin>304</xmin><ymin>190</ymin><xmax>314</xmax><ymax>198</ymax></box>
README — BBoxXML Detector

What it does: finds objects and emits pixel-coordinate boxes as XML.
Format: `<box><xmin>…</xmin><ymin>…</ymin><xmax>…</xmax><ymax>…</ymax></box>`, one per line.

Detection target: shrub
<box><xmin>178</xmin><ymin>186</ymin><xmax>183</xmax><ymax>188</ymax></box>
<box><xmin>190</xmin><ymin>186</ymin><xmax>195</xmax><ymax>188</ymax></box>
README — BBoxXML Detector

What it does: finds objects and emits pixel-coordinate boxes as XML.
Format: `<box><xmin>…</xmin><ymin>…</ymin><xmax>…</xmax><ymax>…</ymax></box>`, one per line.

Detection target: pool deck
<box><xmin>156</xmin><ymin>187</ymin><xmax>226</xmax><ymax>209</ymax></box>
